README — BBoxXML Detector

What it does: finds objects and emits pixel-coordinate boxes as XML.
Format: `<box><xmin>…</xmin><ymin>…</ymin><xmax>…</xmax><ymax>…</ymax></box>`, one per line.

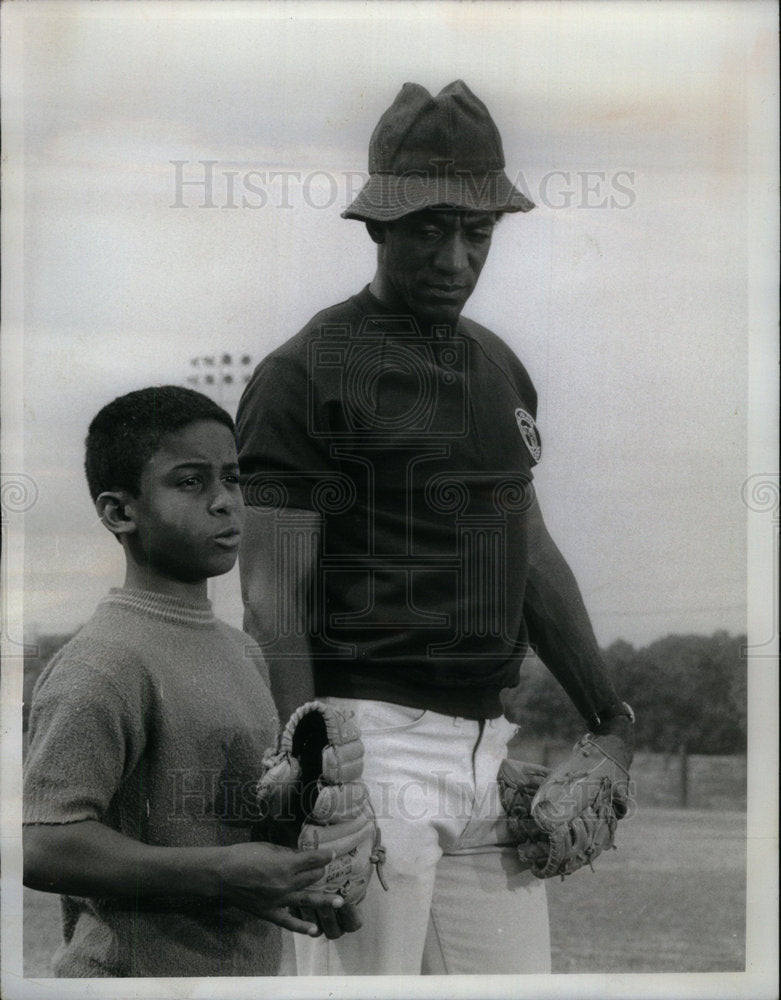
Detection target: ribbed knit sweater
<box><xmin>24</xmin><ymin>588</ymin><xmax>282</xmax><ymax>977</ymax></box>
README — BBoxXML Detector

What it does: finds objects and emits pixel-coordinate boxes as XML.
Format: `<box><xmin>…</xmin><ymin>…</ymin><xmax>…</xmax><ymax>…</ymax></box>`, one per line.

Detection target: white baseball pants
<box><xmin>290</xmin><ymin>698</ymin><xmax>551</xmax><ymax>976</ymax></box>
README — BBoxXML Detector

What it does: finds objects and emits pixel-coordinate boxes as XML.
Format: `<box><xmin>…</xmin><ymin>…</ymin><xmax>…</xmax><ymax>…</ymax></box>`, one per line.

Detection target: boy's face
<box><xmin>126</xmin><ymin>419</ymin><xmax>244</xmax><ymax>585</ymax></box>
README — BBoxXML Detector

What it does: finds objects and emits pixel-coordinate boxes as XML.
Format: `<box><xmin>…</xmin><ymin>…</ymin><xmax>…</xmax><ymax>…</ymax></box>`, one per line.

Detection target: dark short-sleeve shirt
<box><xmin>237</xmin><ymin>287</ymin><xmax>542</xmax><ymax>718</ymax></box>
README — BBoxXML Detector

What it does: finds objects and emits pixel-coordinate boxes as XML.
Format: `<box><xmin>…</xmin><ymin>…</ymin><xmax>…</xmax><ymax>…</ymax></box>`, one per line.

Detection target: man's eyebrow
<box><xmin>419</xmin><ymin>212</ymin><xmax>495</xmax><ymax>228</ymax></box>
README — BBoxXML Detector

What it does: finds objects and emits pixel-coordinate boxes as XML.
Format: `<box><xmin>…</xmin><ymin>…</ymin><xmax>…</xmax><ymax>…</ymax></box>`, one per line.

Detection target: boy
<box><xmin>23</xmin><ymin>386</ymin><xmax>344</xmax><ymax>977</ymax></box>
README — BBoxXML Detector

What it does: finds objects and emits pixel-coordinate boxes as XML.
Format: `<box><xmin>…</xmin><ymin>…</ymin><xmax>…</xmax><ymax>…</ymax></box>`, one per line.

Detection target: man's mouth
<box><xmin>424</xmin><ymin>283</ymin><xmax>468</xmax><ymax>298</ymax></box>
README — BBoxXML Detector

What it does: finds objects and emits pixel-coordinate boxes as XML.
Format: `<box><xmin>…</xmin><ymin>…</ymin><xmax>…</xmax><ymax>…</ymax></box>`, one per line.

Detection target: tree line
<box><xmin>507</xmin><ymin>630</ymin><xmax>747</xmax><ymax>754</ymax></box>
<box><xmin>23</xmin><ymin>629</ymin><xmax>747</xmax><ymax>754</ymax></box>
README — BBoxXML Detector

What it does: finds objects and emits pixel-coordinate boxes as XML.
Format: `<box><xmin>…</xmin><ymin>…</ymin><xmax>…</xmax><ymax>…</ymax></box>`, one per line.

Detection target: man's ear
<box><xmin>95</xmin><ymin>491</ymin><xmax>136</xmax><ymax>537</ymax></box>
<box><xmin>365</xmin><ymin>220</ymin><xmax>386</xmax><ymax>245</ymax></box>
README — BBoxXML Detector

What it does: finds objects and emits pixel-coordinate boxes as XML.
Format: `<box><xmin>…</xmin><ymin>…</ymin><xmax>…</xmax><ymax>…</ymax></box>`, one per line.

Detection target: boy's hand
<box><xmin>251</xmin><ymin>904</ymin><xmax>340</xmax><ymax>937</ymax></box>
<box><xmin>218</xmin><ymin>842</ymin><xmax>346</xmax><ymax>935</ymax></box>
<box><xmin>291</xmin><ymin>900</ymin><xmax>363</xmax><ymax>940</ymax></box>
<box><xmin>24</xmin><ymin>820</ymin><xmax>353</xmax><ymax>938</ymax></box>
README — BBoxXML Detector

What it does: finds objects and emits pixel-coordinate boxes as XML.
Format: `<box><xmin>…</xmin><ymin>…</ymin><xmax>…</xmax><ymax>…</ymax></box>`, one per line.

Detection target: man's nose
<box><xmin>433</xmin><ymin>234</ymin><xmax>469</xmax><ymax>273</ymax></box>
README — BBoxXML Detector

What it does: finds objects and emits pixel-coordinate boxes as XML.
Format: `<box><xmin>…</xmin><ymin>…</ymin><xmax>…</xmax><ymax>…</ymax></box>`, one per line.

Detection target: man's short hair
<box><xmin>85</xmin><ymin>385</ymin><xmax>235</xmax><ymax>500</ymax></box>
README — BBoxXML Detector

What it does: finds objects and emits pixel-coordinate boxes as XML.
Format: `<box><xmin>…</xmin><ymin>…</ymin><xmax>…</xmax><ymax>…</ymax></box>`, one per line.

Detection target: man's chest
<box><xmin>315</xmin><ymin>336</ymin><xmax>540</xmax><ymax>489</ymax></box>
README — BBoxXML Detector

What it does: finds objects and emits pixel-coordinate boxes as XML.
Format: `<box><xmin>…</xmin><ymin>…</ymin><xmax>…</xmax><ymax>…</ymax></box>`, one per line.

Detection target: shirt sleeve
<box><xmin>23</xmin><ymin>653</ymin><xmax>145</xmax><ymax>826</ymax></box>
<box><xmin>236</xmin><ymin>354</ymin><xmax>335</xmax><ymax>511</ymax></box>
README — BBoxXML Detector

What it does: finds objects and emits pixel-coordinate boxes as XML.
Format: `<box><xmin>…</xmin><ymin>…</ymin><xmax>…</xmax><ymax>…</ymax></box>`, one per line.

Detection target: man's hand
<box><xmin>592</xmin><ymin>711</ymin><xmax>634</xmax><ymax>769</ymax></box>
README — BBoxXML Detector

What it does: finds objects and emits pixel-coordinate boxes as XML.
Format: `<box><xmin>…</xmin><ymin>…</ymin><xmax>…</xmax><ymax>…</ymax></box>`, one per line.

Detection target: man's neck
<box><xmin>367</xmin><ymin>274</ymin><xmax>459</xmax><ymax>332</ymax></box>
<box><xmin>368</xmin><ymin>272</ymin><xmax>401</xmax><ymax>312</ymax></box>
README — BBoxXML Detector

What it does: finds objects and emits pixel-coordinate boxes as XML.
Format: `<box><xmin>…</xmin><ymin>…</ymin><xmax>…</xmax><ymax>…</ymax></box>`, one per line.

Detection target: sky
<box><xmin>2</xmin><ymin>0</ymin><xmax>778</xmax><ymax>649</ymax></box>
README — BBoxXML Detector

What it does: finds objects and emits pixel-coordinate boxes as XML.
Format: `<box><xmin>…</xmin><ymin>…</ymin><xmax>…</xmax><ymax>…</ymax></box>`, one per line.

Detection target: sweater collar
<box><xmin>101</xmin><ymin>588</ymin><xmax>216</xmax><ymax>628</ymax></box>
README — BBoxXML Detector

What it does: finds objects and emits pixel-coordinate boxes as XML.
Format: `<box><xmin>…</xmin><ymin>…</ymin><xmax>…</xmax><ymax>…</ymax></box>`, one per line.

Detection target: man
<box><xmin>236</xmin><ymin>80</ymin><xmax>634</xmax><ymax>975</ymax></box>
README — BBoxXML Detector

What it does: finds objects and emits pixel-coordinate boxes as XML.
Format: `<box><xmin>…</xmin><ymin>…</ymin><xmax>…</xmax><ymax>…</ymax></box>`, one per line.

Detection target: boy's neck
<box><xmin>123</xmin><ymin>561</ymin><xmax>209</xmax><ymax>603</ymax></box>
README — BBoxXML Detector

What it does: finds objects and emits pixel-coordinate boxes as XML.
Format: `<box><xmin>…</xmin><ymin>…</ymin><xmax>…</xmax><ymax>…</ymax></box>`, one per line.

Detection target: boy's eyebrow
<box><xmin>167</xmin><ymin>459</ymin><xmax>240</xmax><ymax>472</ymax></box>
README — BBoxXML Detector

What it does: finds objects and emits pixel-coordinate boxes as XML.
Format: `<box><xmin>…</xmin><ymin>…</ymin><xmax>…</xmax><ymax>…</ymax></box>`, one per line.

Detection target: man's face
<box><xmin>375</xmin><ymin>209</ymin><xmax>497</xmax><ymax>325</ymax></box>
<box><xmin>126</xmin><ymin>419</ymin><xmax>244</xmax><ymax>584</ymax></box>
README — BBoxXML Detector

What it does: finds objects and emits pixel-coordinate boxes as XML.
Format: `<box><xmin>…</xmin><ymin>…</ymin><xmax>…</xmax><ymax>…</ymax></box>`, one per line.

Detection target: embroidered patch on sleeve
<box><xmin>514</xmin><ymin>408</ymin><xmax>542</xmax><ymax>463</ymax></box>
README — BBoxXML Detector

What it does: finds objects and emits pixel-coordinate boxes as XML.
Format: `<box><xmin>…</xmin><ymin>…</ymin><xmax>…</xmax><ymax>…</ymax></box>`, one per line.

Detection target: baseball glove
<box><xmin>497</xmin><ymin>758</ymin><xmax>553</xmax><ymax>873</ymax></box>
<box><xmin>256</xmin><ymin>700</ymin><xmax>387</xmax><ymax>933</ymax></box>
<box><xmin>498</xmin><ymin>733</ymin><xmax>632</xmax><ymax>880</ymax></box>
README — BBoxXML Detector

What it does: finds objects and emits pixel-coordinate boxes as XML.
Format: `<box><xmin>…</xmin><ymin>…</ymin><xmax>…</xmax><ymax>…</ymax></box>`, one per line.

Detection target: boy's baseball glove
<box><xmin>256</xmin><ymin>700</ymin><xmax>386</xmax><ymax>934</ymax></box>
<box><xmin>498</xmin><ymin>733</ymin><xmax>632</xmax><ymax>880</ymax></box>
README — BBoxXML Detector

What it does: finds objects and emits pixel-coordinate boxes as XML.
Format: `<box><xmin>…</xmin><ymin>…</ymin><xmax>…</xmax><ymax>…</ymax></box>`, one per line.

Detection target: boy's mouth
<box><xmin>213</xmin><ymin>527</ymin><xmax>241</xmax><ymax>548</ymax></box>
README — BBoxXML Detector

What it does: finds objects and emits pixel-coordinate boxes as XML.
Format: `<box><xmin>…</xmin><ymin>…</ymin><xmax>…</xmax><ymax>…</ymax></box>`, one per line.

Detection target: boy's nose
<box><xmin>209</xmin><ymin>484</ymin><xmax>237</xmax><ymax>514</ymax></box>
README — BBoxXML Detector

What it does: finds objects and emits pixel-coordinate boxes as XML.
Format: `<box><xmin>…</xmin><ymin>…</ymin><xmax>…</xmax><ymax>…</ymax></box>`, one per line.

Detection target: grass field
<box><xmin>546</xmin><ymin>807</ymin><xmax>746</xmax><ymax>973</ymax></box>
<box><xmin>21</xmin><ymin>806</ymin><xmax>745</xmax><ymax>977</ymax></box>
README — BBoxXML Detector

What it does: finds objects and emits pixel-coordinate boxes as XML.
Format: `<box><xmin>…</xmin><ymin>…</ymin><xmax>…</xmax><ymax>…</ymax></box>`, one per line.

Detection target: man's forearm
<box><xmin>240</xmin><ymin>505</ymin><xmax>320</xmax><ymax>722</ymax></box>
<box><xmin>264</xmin><ymin>641</ymin><xmax>316</xmax><ymax>723</ymax></box>
<box><xmin>524</xmin><ymin>558</ymin><xmax>623</xmax><ymax>725</ymax></box>
<box><xmin>524</xmin><ymin>500</ymin><xmax>626</xmax><ymax>728</ymax></box>
<box><xmin>242</xmin><ymin>577</ymin><xmax>315</xmax><ymax>720</ymax></box>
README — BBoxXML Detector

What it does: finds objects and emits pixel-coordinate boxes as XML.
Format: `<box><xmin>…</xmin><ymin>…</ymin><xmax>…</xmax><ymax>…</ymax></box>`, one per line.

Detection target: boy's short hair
<box><xmin>85</xmin><ymin>385</ymin><xmax>236</xmax><ymax>500</ymax></box>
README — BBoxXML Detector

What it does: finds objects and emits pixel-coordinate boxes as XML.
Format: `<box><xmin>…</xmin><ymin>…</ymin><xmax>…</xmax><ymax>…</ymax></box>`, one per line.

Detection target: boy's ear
<box><xmin>95</xmin><ymin>491</ymin><xmax>136</xmax><ymax>537</ymax></box>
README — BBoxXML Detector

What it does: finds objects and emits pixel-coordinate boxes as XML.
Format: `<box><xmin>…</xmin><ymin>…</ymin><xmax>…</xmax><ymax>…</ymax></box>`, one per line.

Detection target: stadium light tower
<box><xmin>185</xmin><ymin>352</ymin><xmax>255</xmax><ymax>417</ymax></box>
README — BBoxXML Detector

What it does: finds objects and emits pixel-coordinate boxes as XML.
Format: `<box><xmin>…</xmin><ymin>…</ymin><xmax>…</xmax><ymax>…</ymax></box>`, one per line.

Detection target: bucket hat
<box><xmin>342</xmin><ymin>80</ymin><xmax>534</xmax><ymax>222</ymax></box>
